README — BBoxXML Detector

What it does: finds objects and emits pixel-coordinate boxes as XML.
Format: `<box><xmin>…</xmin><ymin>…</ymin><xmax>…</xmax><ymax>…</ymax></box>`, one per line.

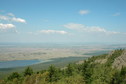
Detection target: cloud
<box><xmin>0</xmin><ymin>23</ymin><xmax>15</xmax><ymax>29</ymax></box>
<box><xmin>0</xmin><ymin>12</ymin><xmax>25</xmax><ymax>34</ymax></box>
<box><xmin>113</xmin><ymin>13</ymin><xmax>120</xmax><ymax>16</ymax></box>
<box><xmin>0</xmin><ymin>13</ymin><xmax>26</xmax><ymax>23</ymax></box>
<box><xmin>63</xmin><ymin>23</ymin><xmax>120</xmax><ymax>34</ymax></box>
<box><xmin>38</xmin><ymin>30</ymin><xmax>67</xmax><ymax>34</ymax></box>
<box><xmin>0</xmin><ymin>23</ymin><xmax>18</xmax><ymax>33</ymax></box>
<box><xmin>12</xmin><ymin>17</ymin><xmax>26</xmax><ymax>23</ymax></box>
<box><xmin>79</xmin><ymin>10</ymin><xmax>90</xmax><ymax>15</ymax></box>
<box><xmin>28</xmin><ymin>30</ymin><xmax>68</xmax><ymax>35</ymax></box>
<box><xmin>0</xmin><ymin>15</ymin><xmax>9</xmax><ymax>20</ymax></box>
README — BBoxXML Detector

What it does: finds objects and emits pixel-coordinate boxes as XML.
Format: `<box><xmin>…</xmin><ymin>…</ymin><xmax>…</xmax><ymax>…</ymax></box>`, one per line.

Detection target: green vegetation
<box><xmin>65</xmin><ymin>64</ymin><xmax>74</xmax><ymax>77</ymax></box>
<box><xmin>7</xmin><ymin>72</ymin><xmax>21</xmax><ymax>81</ymax></box>
<box><xmin>47</xmin><ymin>65</ymin><xmax>60</xmax><ymax>82</ymax></box>
<box><xmin>84</xmin><ymin>50</ymin><xmax>109</xmax><ymax>56</ymax></box>
<box><xmin>23</xmin><ymin>67</ymin><xmax>33</xmax><ymax>76</ymax></box>
<box><xmin>109</xmin><ymin>66</ymin><xmax>126</xmax><ymax>84</ymax></box>
<box><xmin>0</xmin><ymin>49</ymin><xmax>126</xmax><ymax>84</ymax></box>
<box><xmin>0</xmin><ymin>57</ymin><xmax>87</xmax><ymax>79</ymax></box>
<box><xmin>106</xmin><ymin>49</ymin><xmax>124</xmax><ymax>66</ymax></box>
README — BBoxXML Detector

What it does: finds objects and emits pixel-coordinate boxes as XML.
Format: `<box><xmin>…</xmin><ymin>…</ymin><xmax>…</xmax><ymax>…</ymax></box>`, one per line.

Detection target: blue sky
<box><xmin>0</xmin><ymin>0</ymin><xmax>126</xmax><ymax>43</ymax></box>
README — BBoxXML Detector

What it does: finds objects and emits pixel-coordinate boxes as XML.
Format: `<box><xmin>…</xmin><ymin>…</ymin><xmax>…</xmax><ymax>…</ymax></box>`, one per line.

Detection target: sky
<box><xmin>0</xmin><ymin>0</ymin><xmax>126</xmax><ymax>43</ymax></box>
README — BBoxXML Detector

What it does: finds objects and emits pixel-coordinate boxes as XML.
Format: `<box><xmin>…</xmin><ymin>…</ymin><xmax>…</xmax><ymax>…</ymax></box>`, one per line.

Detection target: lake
<box><xmin>0</xmin><ymin>60</ymin><xmax>49</xmax><ymax>68</ymax></box>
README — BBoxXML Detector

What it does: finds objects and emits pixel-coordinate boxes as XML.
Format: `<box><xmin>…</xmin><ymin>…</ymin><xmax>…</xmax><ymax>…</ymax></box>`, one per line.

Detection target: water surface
<box><xmin>0</xmin><ymin>60</ymin><xmax>44</xmax><ymax>68</ymax></box>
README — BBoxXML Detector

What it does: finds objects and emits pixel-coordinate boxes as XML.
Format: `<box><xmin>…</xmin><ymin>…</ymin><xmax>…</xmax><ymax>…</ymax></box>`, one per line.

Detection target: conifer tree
<box><xmin>7</xmin><ymin>72</ymin><xmax>20</xmax><ymax>81</ymax></box>
<box><xmin>48</xmin><ymin>65</ymin><xmax>59</xmax><ymax>82</ymax></box>
<box><xmin>66</xmin><ymin>64</ymin><xmax>74</xmax><ymax>76</ymax></box>
<box><xmin>24</xmin><ymin>67</ymin><xmax>33</xmax><ymax>76</ymax></box>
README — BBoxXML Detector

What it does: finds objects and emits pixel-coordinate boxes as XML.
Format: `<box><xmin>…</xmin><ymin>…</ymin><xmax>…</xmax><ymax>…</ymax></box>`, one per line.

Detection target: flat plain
<box><xmin>0</xmin><ymin>43</ymin><xmax>125</xmax><ymax>61</ymax></box>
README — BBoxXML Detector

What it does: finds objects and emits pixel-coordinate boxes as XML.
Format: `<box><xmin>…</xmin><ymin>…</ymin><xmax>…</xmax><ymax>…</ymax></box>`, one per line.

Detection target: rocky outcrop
<box><xmin>113</xmin><ymin>50</ymin><xmax>126</xmax><ymax>69</ymax></box>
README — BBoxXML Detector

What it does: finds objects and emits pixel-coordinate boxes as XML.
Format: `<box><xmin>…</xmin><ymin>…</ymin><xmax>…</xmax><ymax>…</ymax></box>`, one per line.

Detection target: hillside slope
<box><xmin>93</xmin><ymin>49</ymin><xmax>126</xmax><ymax>68</ymax></box>
<box><xmin>113</xmin><ymin>50</ymin><xmax>126</xmax><ymax>69</ymax></box>
<box><xmin>0</xmin><ymin>49</ymin><xmax>126</xmax><ymax>84</ymax></box>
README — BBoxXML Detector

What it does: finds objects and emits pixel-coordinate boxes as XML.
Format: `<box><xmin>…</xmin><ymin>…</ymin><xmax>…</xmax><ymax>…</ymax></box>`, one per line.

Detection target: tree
<box><xmin>66</xmin><ymin>64</ymin><xmax>74</xmax><ymax>76</ymax></box>
<box><xmin>120</xmin><ymin>66</ymin><xmax>126</xmax><ymax>83</ymax></box>
<box><xmin>47</xmin><ymin>65</ymin><xmax>59</xmax><ymax>82</ymax></box>
<box><xmin>7</xmin><ymin>72</ymin><xmax>20</xmax><ymax>81</ymax></box>
<box><xmin>24</xmin><ymin>67</ymin><xmax>33</xmax><ymax>76</ymax></box>
<box><xmin>109</xmin><ymin>66</ymin><xmax>126</xmax><ymax>84</ymax></box>
<box><xmin>120</xmin><ymin>66</ymin><xmax>126</xmax><ymax>76</ymax></box>
<box><xmin>82</xmin><ymin>60</ymin><xmax>93</xmax><ymax>84</ymax></box>
<box><xmin>110</xmin><ymin>71</ymin><xmax>121</xmax><ymax>84</ymax></box>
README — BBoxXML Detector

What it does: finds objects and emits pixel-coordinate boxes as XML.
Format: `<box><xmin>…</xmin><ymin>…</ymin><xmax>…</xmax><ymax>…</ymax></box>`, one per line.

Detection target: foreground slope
<box><xmin>0</xmin><ymin>49</ymin><xmax>126</xmax><ymax>84</ymax></box>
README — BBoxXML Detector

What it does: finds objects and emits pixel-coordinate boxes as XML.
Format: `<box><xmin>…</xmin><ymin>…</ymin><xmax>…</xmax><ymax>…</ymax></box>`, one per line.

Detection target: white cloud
<box><xmin>0</xmin><ymin>23</ymin><xmax>18</xmax><ymax>33</ymax></box>
<box><xmin>0</xmin><ymin>15</ymin><xmax>9</xmax><ymax>20</ymax></box>
<box><xmin>113</xmin><ymin>13</ymin><xmax>120</xmax><ymax>16</ymax></box>
<box><xmin>79</xmin><ymin>10</ymin><xmax>90</xmax><ymax>15</ymax></box>
<box><xmin>0</xmin><ymin>23</ymin><xmax>15</xmax><ymax>29</ymax></box>
<box><xmin>63</xmin><ymin>23</ymin><xmax>120</xmax><ymax>34</ymax></box>
<box><xmin>12</xmin><ymin>17</ymin><xmax>26</xmax><ymax>23</ymax></box>
<box><xmin>0</xmin><ymin>13</ymin><xmax>26</xmax><ymax>23</ymax></box>
<box><xmin>38</xmin><ymin>30</ymin><xmax>67</xmax><ymax>34</ymax></box>
<box><xmin>0</xmin><ymin>12</ymin><xmax>25</xmax><ymax>34</ymax></box>
<box><xmin>28</xmin><ymin>30</ymin><xmax>67</xmax><ymax>35</ymax></box>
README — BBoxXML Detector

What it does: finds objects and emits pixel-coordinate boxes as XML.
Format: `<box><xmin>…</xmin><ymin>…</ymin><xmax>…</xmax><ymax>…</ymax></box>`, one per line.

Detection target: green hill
<box><xmin>0</xmin><ymin>49</ymin><xmax>126</xmax><ymax>84</ymax></box>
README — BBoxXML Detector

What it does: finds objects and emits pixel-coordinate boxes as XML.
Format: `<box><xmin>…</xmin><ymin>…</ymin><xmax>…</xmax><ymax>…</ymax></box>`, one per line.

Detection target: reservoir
<box><xmin>0</xmin><ymin>60</ymin><xmax>45</xmax><ymax>68</ymax></box>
